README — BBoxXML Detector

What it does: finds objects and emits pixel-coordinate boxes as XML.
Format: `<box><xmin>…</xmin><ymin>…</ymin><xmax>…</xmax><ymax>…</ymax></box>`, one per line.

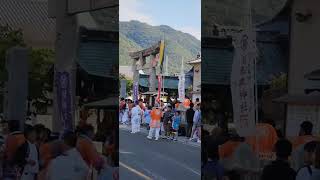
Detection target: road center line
<box><xmin>151</xmin><ymin>152</ymin><xmax>201</xmax><ymax>176</ymax></box>
<box><xmin>119</xmin><ymin>149</ymin><xmax>134</xmax><ymax>154</ymax></box>
<box><xmin>120</xmin><ymin>161</ymin><xmax>153</xmax><ymax>180</ymax></box>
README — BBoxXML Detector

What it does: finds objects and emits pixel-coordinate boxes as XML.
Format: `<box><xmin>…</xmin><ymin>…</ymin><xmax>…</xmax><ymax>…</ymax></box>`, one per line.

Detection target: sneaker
<box><xmin>147</xmin><ymin>136</ymin><xmax>152</xmax><ymax>140</ymax></box>
<box><xmin>197</xmin><ymin>139</ymin><xmax>201</xmax><ymax>143</ymax></box>
<box><xmin>173</xmin><ymin>139</ymin><xmax>177</xmax><ymax>141</ymax></box>
<box><xmin>155</xmin><ymin>138</ymin><xmax>159</xmax><ymax>141</ymax></box>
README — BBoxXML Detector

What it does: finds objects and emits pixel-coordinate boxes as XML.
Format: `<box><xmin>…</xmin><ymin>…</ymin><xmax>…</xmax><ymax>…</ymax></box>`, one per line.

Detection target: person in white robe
<box><xmin>47</xmin><ymin>131</ymin><xmax>89</xmax><ymax>180</ymax></box>
<box><xmin>131</xmin><ymin>103</ymin><xmax>142</xmax><ymax>134</ymax></box>
<box><xmin>121</xmin><ymin>104</ymin><xmax>129</xmax><ymax>125</ymax></box>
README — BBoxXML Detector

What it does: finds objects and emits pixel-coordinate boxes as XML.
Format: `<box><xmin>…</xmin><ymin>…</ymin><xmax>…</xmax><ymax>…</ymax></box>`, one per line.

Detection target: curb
<box><xmin>119</xmin><ymin>124</ymin><xmax>201</xmax><ymax>148</ymax></box>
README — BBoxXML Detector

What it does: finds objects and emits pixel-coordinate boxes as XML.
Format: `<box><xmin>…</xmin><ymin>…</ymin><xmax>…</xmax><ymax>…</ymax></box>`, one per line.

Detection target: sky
<box><xmin>119</xmin><ymin>0</ymin><xmax>201</xmax><ymax>40</ymax></box>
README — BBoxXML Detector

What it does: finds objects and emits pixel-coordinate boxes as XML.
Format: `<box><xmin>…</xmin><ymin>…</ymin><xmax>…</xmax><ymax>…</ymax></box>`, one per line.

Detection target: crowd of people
<box><xmin>202</xmin><ymin>120</ymin><xmax>320</xmax><ymax>180</ymax></box>
<box><xmin>119</xmin><ymin>97</ymin><xmax>201</xmax><ymax>142</ymax></box>
<box><xmin>0</xmin><ymin>120</ymin><xmax>118</xmax><ymax>180</ymax></box>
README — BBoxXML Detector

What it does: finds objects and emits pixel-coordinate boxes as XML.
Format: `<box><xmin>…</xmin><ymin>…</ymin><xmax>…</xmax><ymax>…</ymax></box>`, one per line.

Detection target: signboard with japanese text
<box><xmin>55</xmin><ymin>71</ymin><xmax>73</xmax><ymax>132</ymax></box>
<box><xmin>178</xmin><ymin>73</ymin><xmax>185</xmax><ymax>102</ymax></box>
<box><xmin>231</xmin><ymin>30</ymin><xmax>257</xmax><ymax>137</ymax></box>
<box><xmin>133</xmin><ymin>82</ymin><xmax>139</xmax><ymax>103</ymax></box>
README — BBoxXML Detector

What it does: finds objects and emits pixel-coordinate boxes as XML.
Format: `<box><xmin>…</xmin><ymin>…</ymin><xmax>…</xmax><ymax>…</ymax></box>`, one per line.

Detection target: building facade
<box><xmin>188</xmin><ymin>57</ymin><xmax>201</xmax><ymax>102</ymax></box>
<box><xmin>275</xmin><ymin>0</ymin><xmax>320</xmax><ymax>136</ymax></box>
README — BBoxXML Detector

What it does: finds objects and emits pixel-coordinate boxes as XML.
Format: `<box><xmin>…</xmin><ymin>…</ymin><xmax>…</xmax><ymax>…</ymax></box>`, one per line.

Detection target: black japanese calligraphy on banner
<box><xmin>231</xmin><ymin>30</ymin><xmax>257</xmax><ymax>137</ymax></box>
<box><xmin>55</xmin><ymin>71</ymin><xmax>73</xmax><ymax>132</ymax></box>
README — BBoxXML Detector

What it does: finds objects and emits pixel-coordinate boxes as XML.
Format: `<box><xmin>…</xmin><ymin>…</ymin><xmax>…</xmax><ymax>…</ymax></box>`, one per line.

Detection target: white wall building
<box><xmin>275</xmin><ymin>0</ymin><xmax>320</xmax><ymax>136</ymax></box>
<box><xmin>187</xmin><ymin>57</ymin><xmax>201</xmax><ymax>103</ymax></box>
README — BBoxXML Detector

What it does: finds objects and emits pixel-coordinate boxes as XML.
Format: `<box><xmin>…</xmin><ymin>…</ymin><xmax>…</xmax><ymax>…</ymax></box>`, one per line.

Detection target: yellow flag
<box><xmin>158</xmin><ymin>40</ymin><xmax>165</xmax><ymax>70</ymax></box>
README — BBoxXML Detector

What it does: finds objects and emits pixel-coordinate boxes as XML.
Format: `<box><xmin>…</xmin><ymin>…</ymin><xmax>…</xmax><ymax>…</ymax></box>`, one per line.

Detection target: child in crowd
<box><xmin>144</xmin><ymin>106</ymin><xmax>152</xmax><ymax>130</ymax></box>
<box><xmin>296</xmin><ymin>141</ymin><xmax>320</xmax><ymax>180</ymax></box>
<box><xmin>171</xmin><ymin>111</ymin><xmax>181</xmax><ymax>141</ymax></box>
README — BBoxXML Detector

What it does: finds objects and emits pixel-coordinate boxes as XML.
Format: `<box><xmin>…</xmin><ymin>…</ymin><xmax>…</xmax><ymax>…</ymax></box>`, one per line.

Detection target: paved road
<box><xmin>119</xmin><ymin>129</ymin><xmax>201</xmax><ymax>180</ymax></box>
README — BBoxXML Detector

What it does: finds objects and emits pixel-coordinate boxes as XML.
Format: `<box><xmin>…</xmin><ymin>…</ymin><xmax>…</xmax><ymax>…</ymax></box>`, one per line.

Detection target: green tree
<box><xmin>29</xmin><ymin>48</ymin><xmax>54</xmax><ymax>113</ymax></box>
<box><xmin>119</xmin><ymin>73</ymin><xmax>133</xmax><ymax>96</ymax></box>
<box><xmin>270</xmin><ymin>73</ymin><xmax>287</xmax><ymax>90</ymax></box>
<box><xmin>0</xmin><ymin>25</ymin><xmax>25</xmax><ymax>83</ymax></box>
<box><xmin>0</xmin><ymin>25</ymin><xmax>54</xmax><ymax>113</ymax></box>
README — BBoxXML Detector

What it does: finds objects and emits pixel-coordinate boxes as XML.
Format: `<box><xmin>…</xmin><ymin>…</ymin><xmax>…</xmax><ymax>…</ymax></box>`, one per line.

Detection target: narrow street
<box><xmin>119</xmin><ymin>129</ymin><xmax>201</xmax><ymax>180</ymax></box>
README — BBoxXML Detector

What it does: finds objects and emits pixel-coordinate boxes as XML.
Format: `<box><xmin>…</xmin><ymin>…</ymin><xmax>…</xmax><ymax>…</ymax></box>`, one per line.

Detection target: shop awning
<box><xmin>305</xmin><ymin>69</ymin><xmax>320</xmax><ymax>80</ymax></box>
<box><xmin>273</xmin><ymin>92</ymin><xmax>320</xmax><ymax>105</ymax></box>
<box><xmin>84</xmin><ymin>97</ymin><xmax>118</xmax><ymax>109</ymax></box>
<box><xmin>141</xmin><ymin>91</ymin><xmax>168</xmax><ymax>96</ymax></box>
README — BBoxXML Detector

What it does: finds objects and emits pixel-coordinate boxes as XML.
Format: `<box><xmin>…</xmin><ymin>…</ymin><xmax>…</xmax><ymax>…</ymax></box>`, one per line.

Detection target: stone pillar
<box><xmin>132</xmin><ymin>58</ymin><xmax>139</xmax><ymax>85</ymax></box>
<box><xmin>52</xmin><ymin>0</ymin><xmax>78</xmax><ymax>133</ymax></box>
<box><xmin>132</xmin><ymin>57</ymin><xmax>139</xmax><ymax>103</ymax></box>
<box><xmin>6</xmin><ymin>47</ymin><xmax>29</xmax><ymax>130</ymax></box>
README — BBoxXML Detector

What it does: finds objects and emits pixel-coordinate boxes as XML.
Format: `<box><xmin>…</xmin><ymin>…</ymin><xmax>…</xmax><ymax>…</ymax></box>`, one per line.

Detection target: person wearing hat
<box><xmin>147</xmin><ymin>106</ymin><xmax>163</xmax><ymax>140</ymax></box>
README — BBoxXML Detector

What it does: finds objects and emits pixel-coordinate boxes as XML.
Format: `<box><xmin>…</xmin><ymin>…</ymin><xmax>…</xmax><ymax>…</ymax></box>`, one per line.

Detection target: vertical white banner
<box><xmin>178</xmin><ymin>74</ymin><xmax>185</xmax><ymax>102</ymax></box>
<box><xmin>231</xmin><ymin>30</ymin><xmax>257</xmax><ymax>137</ymax></box>
<box><xmin>178</xmin><ymin>57</ymin><xmax>185</xmax><ymax>102</ymax></box>
<box><xmin>133</xmin><ymin>82</ymin><xmax>139</xmax><ymax>103</ymax></box>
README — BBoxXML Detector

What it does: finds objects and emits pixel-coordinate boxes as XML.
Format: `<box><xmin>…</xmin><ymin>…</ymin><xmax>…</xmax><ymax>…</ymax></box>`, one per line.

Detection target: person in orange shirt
<box><xmin>219</xmin><ymin>136</ymin><xmax>244</xmax><ymax>159</ymax></box>
<box><xmin>175</xmin><ymin>101</ymin><xmax>180</xmax><ymax>109</ymax></box>
<box><xmin>38</xmin><ymin>128</ymin><xmax>51</xmax><ymax>166</ymax></box>
<box><xmin>76</xmin><ymin>125</ymin><xmax>104</xmax><ymax>171</ymax></box>
<box><xmin>147</xmin><ymin>106</ymin><xmax>162</xmax><ymax>140</ymax></box>
<box><xmin>38</xmin><ymin>128</ymin><xmax>59</xmax><ymax>180</ymax></box>
<box><xmin>2</xmin><ymin>120</ymin><xmax>26</xmax><ymax>179</ymax></box>
<box><xmin>245</xmin><ymin>123</ymin><xmax>278</xmax><ymax>155</ymax></box>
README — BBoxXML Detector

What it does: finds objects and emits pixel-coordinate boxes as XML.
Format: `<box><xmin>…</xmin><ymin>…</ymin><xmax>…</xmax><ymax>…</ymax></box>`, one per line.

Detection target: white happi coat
<box><xmin>131</xmin><ymin>105</ymin><xmax>142</xmax><ymax>132</ymax></box>
<box><xmin>47</xmin><ymin>148</ymin><xmax>89</xmax><ymax>180</ymax></box>
<box><xmin>121</xmin><ymin>106</ymin><xmax>129</xmax><ymax>124</ymax></box>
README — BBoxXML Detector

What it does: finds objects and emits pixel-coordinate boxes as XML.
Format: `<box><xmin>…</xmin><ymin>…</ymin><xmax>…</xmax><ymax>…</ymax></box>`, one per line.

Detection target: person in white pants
<box><xmin>121</xmin><ymin>104</ymin><xmax>129</xmax><ymax>125</ymax></box>
<box><xmin>147</xmin><ymin>107</ymin><xmax>162</xmax><ymax>140</ymax></box>
<box><xmin>131</xmin><ymin>103</ymin><xmax>141</xmax><ymax>133</ymax></box>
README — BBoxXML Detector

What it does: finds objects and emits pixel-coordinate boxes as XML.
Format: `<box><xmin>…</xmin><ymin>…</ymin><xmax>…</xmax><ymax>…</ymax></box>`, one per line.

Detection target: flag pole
<box><xmin>247</xmin><ymin>0</ymin><xmax>260</xmax><ymax>171</ymax></box>
<box><xmin>163</xmin><ymin>56</ymin><xmax>165</xmax><ymax>100</ymax></box>
<box><xmin>161</xmin><ymin>37</ymin><xmax>165</xmax><ymax>103</ymax></box>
